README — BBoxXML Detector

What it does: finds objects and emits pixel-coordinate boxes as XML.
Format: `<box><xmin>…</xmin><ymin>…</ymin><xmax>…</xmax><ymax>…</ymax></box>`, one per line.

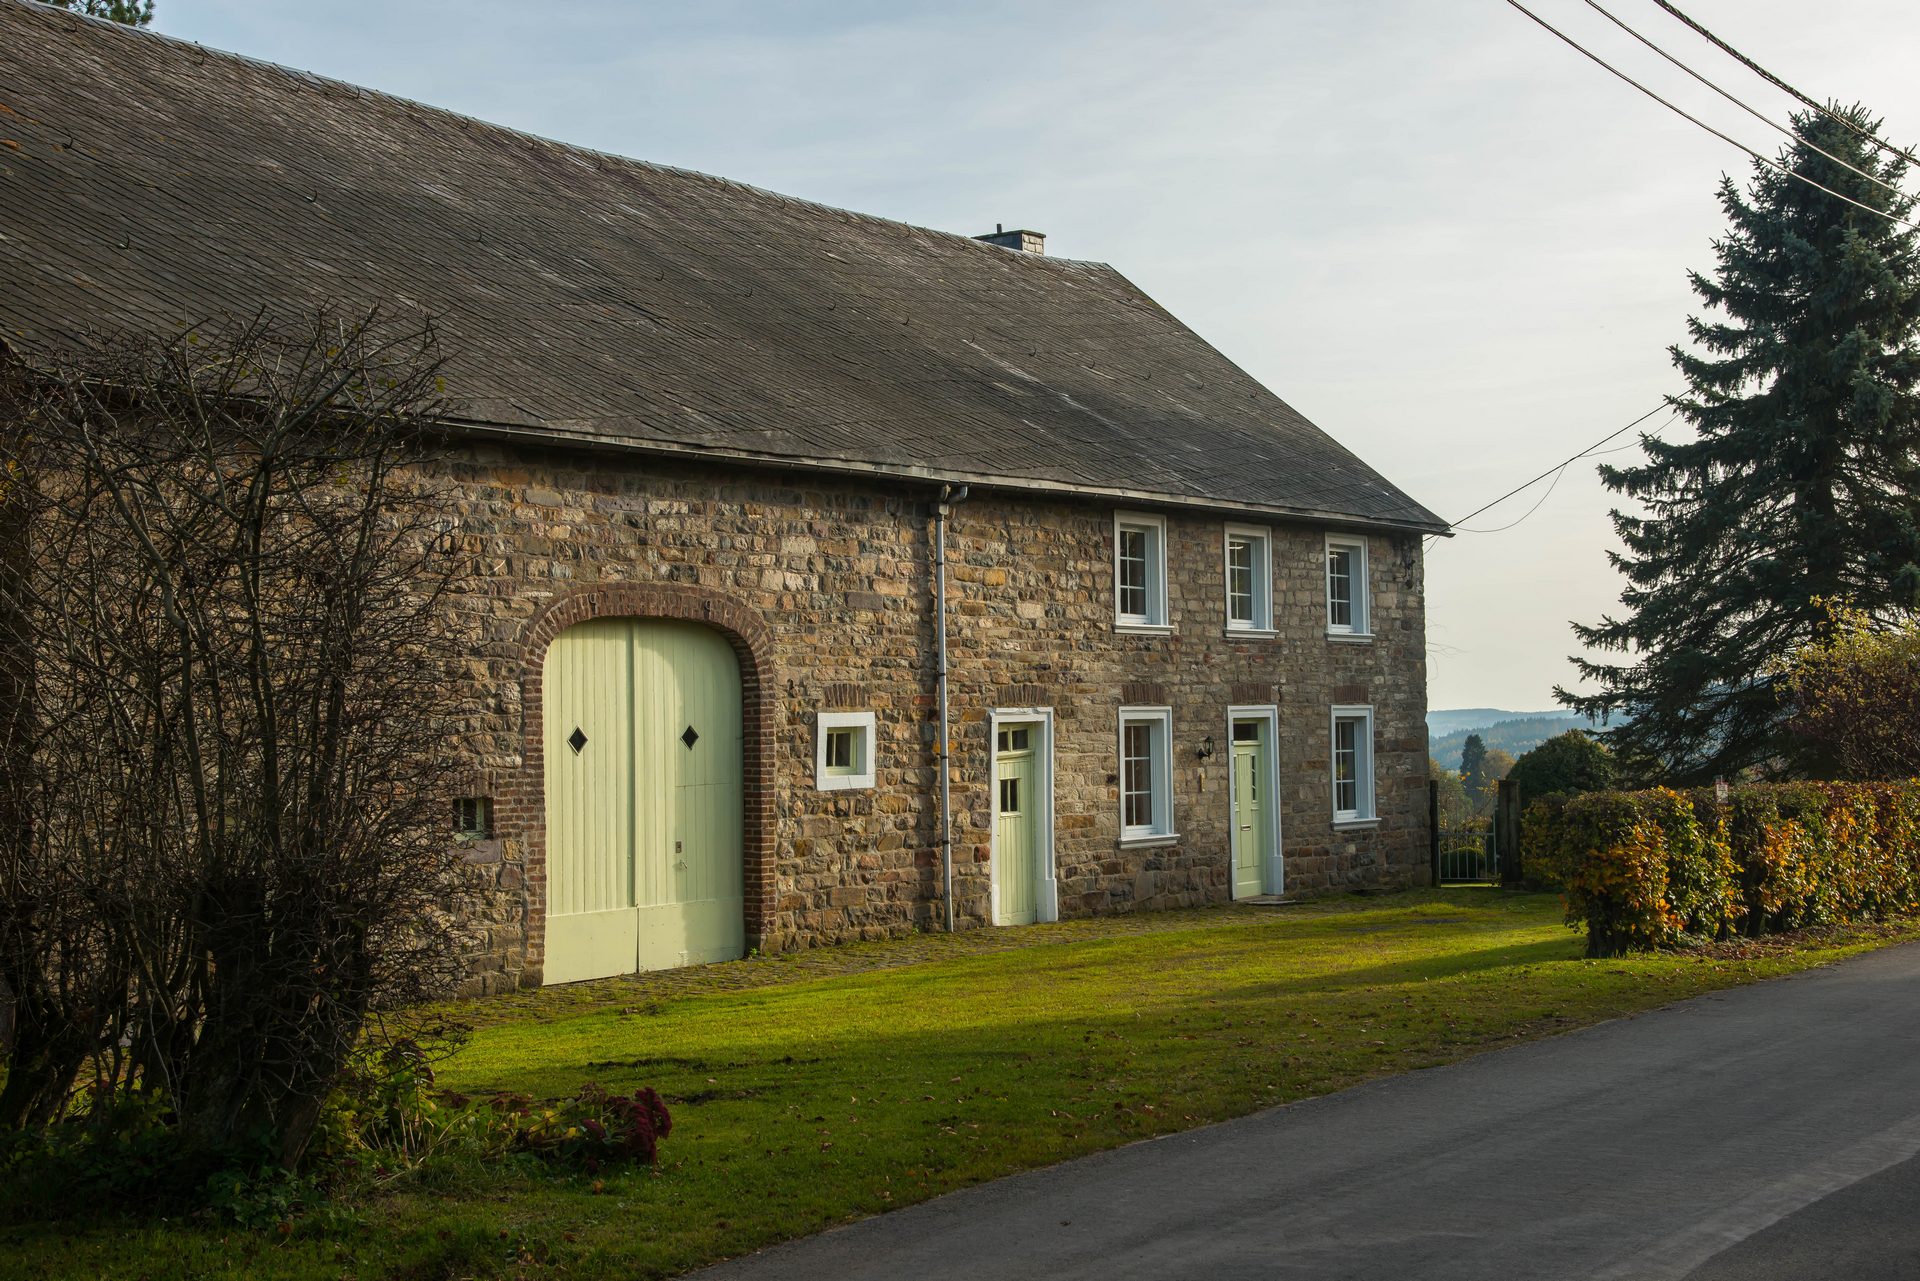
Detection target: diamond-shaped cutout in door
<box><xmin>568</xmin><ymin>727</ymin><xmax>588</xmax><ymax>754</ymax></box>
<box><xmin>681</xmin><ymin>725</ymin><xmax>699</xmax><ymax>750</ymax></box>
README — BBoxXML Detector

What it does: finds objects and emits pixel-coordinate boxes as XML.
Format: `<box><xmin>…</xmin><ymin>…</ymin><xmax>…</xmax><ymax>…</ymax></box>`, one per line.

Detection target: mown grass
<box><xmin>4</xmin><ymin>889</ymin><xmax>1914</xmax><ymax>1280</ymax></box>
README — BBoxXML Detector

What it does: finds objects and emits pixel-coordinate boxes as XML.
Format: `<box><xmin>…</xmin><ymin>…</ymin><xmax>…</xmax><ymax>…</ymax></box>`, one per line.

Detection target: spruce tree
<box><xmin>1562</xmin><ymin>107</ymin><xmax>1920</xmax><ymax>782</ymax></box>
<box><xmin>1459</xmin><ymin>733</ymin><xmax>1488</xmax><ymax>793</ymax></box>
<box><xmin>44</xmin><ymin>0</ymin><xmax>153</xmax><ymax>26</ymax></box>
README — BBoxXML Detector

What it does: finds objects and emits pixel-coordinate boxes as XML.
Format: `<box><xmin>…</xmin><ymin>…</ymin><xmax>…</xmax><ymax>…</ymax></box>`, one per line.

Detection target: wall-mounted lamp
<box><xmin>1197</xmin><ymin>735</ymin><xmax>1216</xmax><ymax>761</ymax></box>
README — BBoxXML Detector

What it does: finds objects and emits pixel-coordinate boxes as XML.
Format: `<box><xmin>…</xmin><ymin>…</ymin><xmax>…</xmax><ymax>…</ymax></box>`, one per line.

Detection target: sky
<box><xmin>145</xmin><ymin>0</ymin><xmax>1920</xmax><ymax>711</ymax></box>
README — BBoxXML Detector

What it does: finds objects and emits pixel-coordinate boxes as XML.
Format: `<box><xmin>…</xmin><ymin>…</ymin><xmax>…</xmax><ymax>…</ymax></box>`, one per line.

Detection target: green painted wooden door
<box><xmin>544</xmin><ymin>618</ymin><xmax>745</xmax><ymax>984</ymax></box>
<box><xmin>1232</xmin><ymin>722</ymin><xmax>1270</xmax><ymax>899</ymax></box>
<box><xmin>995</xmin><ymin>725</ymin><xmax>1040</xmax><ymax>926</ymax></box>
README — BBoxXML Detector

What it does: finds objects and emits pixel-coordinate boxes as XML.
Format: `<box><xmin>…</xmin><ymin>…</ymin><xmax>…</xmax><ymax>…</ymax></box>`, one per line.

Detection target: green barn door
<box><xmin>1231</xmin><ymin>719</ymin><xmax>1270</xmax><ymax>899</ymax></box>
<box><xmin>994</xmin><ymin>723</ymin><xmax>1041</xmax><ymax>926</ymax></box>
<box><xmin>544</xmin><ymin>619</ymin><xmax>745</xmax><ymax>984</ymax></box>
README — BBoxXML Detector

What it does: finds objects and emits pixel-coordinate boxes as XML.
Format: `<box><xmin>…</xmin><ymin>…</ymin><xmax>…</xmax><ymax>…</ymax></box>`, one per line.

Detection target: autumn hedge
<box><xmin>1523</xmin><ymin>782</ymin><xmax>1920</xmax><ymax>956</ymax></box>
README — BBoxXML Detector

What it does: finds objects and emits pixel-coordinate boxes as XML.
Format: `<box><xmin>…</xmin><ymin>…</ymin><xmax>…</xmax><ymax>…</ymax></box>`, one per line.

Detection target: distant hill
<box><xmin>1427</xmin><ymin>709</ymin><xmax>1592</xmax><ymax>772</ymax></box>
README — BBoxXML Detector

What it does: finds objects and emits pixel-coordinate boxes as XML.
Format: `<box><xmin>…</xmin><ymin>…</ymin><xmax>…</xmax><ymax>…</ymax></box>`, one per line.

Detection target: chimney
<box><xmin>974</xmin><ymin>223</ymin><xmax>1046</xmax><ymax>255</ymax></box>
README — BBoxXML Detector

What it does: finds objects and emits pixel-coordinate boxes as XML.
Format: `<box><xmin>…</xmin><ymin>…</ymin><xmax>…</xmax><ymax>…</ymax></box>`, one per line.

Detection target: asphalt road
<box><xmin>692</xmin><ymin>941</ymin><xmax>1920</xmax><ymax>1281</ymax></box>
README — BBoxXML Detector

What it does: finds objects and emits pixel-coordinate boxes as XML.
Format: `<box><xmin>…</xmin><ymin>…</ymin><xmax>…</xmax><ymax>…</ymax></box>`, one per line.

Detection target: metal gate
<box><xmin>1429</xmin><ymin>778</ymin><xmax>1521</xmax><ymax>886</ymax></box>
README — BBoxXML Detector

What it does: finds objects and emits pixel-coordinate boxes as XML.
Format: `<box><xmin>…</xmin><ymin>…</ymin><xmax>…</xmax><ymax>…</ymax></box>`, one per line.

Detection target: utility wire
<box><xmin>1582</xmin><ymin>0</ymin><xmax>1908</xmax><ymax>200</ymax></box>
<box><xmin>1501</xmin><ymin>0</ymin><xmax>1920</xmax><ymax>235</ymax></box>
<box><xmin>1651</xmin><ymin>0</ymin><xmax>1920</xmax><ymax>170</ymax></box>
<box><xmin>1453</xmin><ymin>461</ymin><xmax>1571</xmax><ymax>533</ymax></box>
<box><xmin>1429</xmin><ymin>403</ymin><xmax>1670</xmax><ymax>543</ymax></box>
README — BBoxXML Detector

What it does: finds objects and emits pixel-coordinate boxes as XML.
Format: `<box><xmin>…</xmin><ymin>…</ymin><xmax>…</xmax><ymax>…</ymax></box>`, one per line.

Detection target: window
<box><xmin>815</xmin><ymin>710</ymin><xmax>877</xmax><ymax>791</ymax></box>
<box><xmin>1224</xmin><ymin>524</ymin><xmax>1273</xmax><ymax>632</ymax></box>
<box><xmin>454</xmin><ymin>796</ymin><xmax>494</xmax><ymax>841</ymax></box>
<box><xmin>996</xmin><ymin>725</ymin><xmax>1032</xmax><ymax>753</ymax></box>
<box><xmin>1114</xmin><ymin>512</ymin><xmax>1169</xmax><ymax>629</ymax></box>
<box><xmin>1330</xmin><ymin>706</ymin><xmax>1376</xmax><ymax>823</ymax></box>
<box><xmin>825</xmin><ymin>728</ymin><xmax>857</xmax><ymax>771</ymax></box>
<box><xmin>1117</xmin><ymin>706</ymin><xmax>1175</xmax><ymax>841</ymax></box>
<box><xmin>1326</xmin><ymin>535</ymin><xmax>1370</xmax><ymax>636</ymax></box>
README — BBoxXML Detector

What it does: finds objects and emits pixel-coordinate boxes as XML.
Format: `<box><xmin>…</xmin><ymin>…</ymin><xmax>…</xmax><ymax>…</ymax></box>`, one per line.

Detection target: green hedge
<box><xmin>1523</xmin><ymin>782</ymin><xmax>1920</xmax><ymax>956</ymax></box>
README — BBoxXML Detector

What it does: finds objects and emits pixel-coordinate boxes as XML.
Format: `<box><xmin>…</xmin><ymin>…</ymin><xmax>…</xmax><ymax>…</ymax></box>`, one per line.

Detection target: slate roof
<box><xmin>0</xmin><ymin>0</ymin><xmax>1445</xmax><ymax>533</ymax></box>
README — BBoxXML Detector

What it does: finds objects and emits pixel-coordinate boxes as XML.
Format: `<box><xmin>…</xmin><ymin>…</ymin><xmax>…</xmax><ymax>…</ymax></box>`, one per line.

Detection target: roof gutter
<box><xmin>441</xmin><ymin>416</ymin><xmax>1452</xmax><ymax>538</ymax></box>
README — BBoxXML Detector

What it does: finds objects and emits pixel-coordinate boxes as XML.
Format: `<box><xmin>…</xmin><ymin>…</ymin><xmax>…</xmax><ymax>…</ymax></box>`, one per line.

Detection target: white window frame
<box><xmin>1117</xmin><ymin>705</ymin><xmax>1176</xmax><ymax>844</ymax></box>
<box><xmin>989</xmin><ymin>707</ymin><xmax>1059</xmax><ymax>925</ymax></box>
<box><xmin>1325</xmin><ymin>534</ymin><xmax>1371</xmax><ymax>639</ymax></box>
<box><xmin>1329</xmin><ymin>705</ymin><xmax>1377</xmax><ymax>825</ymax></box>
<box><xmin>1114</xmin><ymin>511</ymin><xmax>1170</xmax><ymax>632</ymax></box>
<box><xmin>815</xmin><ymin>710</ymin><xmax>877</xmax><ymax>791</ymax></box>
<box><xmin>1223</xmin><ymin>523</ymin><xmax>1275</xmax><ymax>635</ymax></box>
<box><xmin>1226</xmin><ymin>705</ymin><xmax>1285</xmax><ymax>896</ymax></box>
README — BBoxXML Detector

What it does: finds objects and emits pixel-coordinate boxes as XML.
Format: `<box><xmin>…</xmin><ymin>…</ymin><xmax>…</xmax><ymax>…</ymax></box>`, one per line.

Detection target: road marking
<box><xmin>1593</xmin><ymin>1109</ymin><xmax>1920</xmax><ymax>1280</ymax></box>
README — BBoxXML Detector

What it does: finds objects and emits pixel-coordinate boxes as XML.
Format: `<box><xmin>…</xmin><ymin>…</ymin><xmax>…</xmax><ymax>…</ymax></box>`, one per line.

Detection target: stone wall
<box><xmin>434</xmin><ymin>439</ymin><xmax>1431</xmax><ymax>991</ymax></box>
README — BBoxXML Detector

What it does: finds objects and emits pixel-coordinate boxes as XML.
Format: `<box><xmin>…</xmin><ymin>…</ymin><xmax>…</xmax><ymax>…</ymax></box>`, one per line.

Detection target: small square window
<box><xmin>816</xmin><ymin>711</ymin><xmax>877</xmax><ymax>791</ymax></box>
<box><xmin>1118</xmin><ymin>706</ymin><xmax>1175</xmax><ymax>842</ymax></box>
<box><xmin>1225</xmin><ymin>524</ymin><xmax>1273</xmax><ymax>632</ymax></box>
<box><xmin>454</xmin><ymin>796</ymin><xmax>494</xmax><ymax>841</ymax></box>
<box><xmin>1331</xmin><ymin>706</ymin><xmax>1376</xmax><ymax>822</ymax></box>
<box><xmin>996</xmin><ymin>726</ymin><xmax>1032</xmax><ymax>753</ymax></box>
<box><xmin>1114</xmin><ymin>512</ymin><xmax>1169</xmax><ymax>629</ymax></box>
<box><xmin>825</xmin><ymin>728</ymin><xmax>856</xmax><ymax>771</ymax></box>
<box><xmin>1326</xmin><ymin>535</ymin><xmax>1370</xmax><ymax>636</ymax></box>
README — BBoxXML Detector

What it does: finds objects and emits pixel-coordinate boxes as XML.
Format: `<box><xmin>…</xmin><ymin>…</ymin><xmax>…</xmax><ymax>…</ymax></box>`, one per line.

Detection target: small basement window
<box><xmin>1224</xmin><ymin>524</ymin><xmax>1273</xmax><ymax>632</ymax></box>
<box><xmin>1118</xmin><ymin>706</ymin><xmax>1175</xmax><ymax>842</ymax></box>
<box><xmin>816</xmin><ymin>710</ymin><xmax>878</xmax><ymax>791</ymax></box>
<box><xmin>1114</xmin><ymin>511</ymin><xmax>1169</xmax><ymax>629</ymax></box>
<box><xmin>1331</xmin><ymin>706</ymin><xmax>1376</xmax><ymax>823</ymax></box>
<box><xmin>454</xmin><ymin>796</ymin><xmax>494</xmax><ymax>841</ymax></box>
<box><xmin>1326</xmin><ymin>535</ymin><xmax>1370</xmax><ymax>637</ymax></box>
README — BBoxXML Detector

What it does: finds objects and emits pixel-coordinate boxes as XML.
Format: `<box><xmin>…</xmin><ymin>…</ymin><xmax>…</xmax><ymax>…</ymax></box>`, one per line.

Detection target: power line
<box><xmin>1582</xmin><ymin>0</ymin><xmax>1908</xmax><ymax>201</ymax></box>
<box><xmin>1430</xmin><ymin>402</ymin><xmax>1671</xmax><ymax>542</ymax></box>
<box><xmin>1651</xmin><ymin>0</ymin><xmax>1920</xmax><ymax>171</ymax></box>
<box><xmin>1501</xmin><ymin>0</ymin><xmax>1920</xmax><ymax>235</ymax></box>
<box><xmin>1453</xmin><ymin>461</ymin><xmax>1571</xmax><ymax>533</ymax></box>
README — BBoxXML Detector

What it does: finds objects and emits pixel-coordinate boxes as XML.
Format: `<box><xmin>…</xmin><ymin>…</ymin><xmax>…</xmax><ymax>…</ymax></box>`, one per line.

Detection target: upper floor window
<box><xmin>1326</xmin><ymin>535</ymin><xmax>1370</xmax><ymax>637</ymax></box>
<box><xmin>1224</xmin><ymin>524</ymin><xmax>1273</xmax><ymax>632</ymax></box>
<box><xmin>1331</xmin><ymin>705</ymin><xmax>1376</xmax><ymax>823</ymax></box>
<box><xmin>1114</xmin><ymin>512</ymin><xmax>1169</xmax><ymax>629</ymax></box>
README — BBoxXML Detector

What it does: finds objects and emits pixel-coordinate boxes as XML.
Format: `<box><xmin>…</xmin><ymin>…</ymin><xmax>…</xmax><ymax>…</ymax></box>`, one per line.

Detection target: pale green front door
<box><xmin>1232</xmin><ymin>720</ymin><xmax>1270</xmax><ymax>899</ymax></box>
<box><xmin>544</xmin><ymin>618</ymin><xmax>745</xmax><ymax>984</ymax></box>
<box><xmin>994</xmin><ymin>723</ymin><xmax>1041</xmax><ymax>926</ymax></box>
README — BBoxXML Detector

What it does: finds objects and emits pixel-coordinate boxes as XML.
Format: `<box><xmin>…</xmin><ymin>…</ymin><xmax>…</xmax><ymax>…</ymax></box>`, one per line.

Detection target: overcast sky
<box><xmin>149</xmin><ymin>0</ymin><xmax>1920</xmax><ymax>712</ymax></box>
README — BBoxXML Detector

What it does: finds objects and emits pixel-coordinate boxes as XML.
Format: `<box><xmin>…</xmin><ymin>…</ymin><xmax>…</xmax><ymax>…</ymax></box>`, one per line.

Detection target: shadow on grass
<box><xmin>456</xmin><ymin>932</ymin><xmax>1588</xmax><ymax>1099</ymax></box>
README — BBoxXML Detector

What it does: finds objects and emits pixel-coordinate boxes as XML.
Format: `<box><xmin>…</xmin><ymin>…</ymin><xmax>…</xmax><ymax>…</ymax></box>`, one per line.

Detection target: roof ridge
<box><xmin>10</xmin><ymin>0</ymin><xmax>1108</xmax><ymax>272</ymax></box>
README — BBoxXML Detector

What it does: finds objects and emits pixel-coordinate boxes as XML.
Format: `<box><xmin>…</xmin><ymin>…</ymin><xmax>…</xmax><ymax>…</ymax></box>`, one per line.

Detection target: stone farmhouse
<box><xmin>0</xmin><ymin>1</ymin><xmax>1447</xmax><ymax>991</ymax></box>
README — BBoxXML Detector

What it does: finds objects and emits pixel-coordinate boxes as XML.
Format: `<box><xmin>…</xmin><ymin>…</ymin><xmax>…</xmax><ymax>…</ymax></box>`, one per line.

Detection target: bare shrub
<box><xmin>0</xmin><ymin>311</ymin><xmax>469</xmax><ymax>1170</ymax></box>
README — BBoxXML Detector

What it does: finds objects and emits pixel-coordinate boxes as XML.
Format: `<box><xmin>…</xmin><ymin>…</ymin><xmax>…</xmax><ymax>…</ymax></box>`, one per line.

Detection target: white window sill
<box><xmin>1332</xmin><ymin>817</ymin><xmax>1381</xmax><ymax>830</ymax></box>
<box><xmin>1225</xmin><ymin>626</ymin><xmax>1277</xmax><ymax>639</ymax></box>
<box><xmin>819</xmin><ymin>775</ymin><xmax>875</xmax><ymax>792</ymax></box>
<box><xmin>1114</xmin><ymin>622</ymin><xmax>1174</xmax><ymax>636</ymax></box>
<box><xmin>1326</xmin><ymin>630</ymin><xmax>1374</xmax><ymax>644</ymax></box>
<box><xmin>1119</xmin><ymin>832</ymin><xmax>1180</xmax><ymax>849</ymax></box>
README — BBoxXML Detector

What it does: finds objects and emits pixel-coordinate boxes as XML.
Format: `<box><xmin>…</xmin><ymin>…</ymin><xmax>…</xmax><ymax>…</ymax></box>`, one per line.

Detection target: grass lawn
<box><xmin>5</xmin><ymin>889</ymin><xmax>1915</xmax><ymax>1280</ymax></box>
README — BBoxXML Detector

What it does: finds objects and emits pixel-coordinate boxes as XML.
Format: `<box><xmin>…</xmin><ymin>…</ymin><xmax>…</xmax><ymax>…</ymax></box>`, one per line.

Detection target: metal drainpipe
<box><xmin>935</xmin><ymin>483</ymin><xmax>969</xmax><ymax>933</ymax></box>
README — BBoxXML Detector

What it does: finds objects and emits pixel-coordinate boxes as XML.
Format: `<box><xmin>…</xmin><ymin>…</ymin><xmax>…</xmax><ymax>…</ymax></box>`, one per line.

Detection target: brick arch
<box><xmin>506</xmin><ymin>583</ymin><xmax>780</xmax><ymax>985</ymax></box>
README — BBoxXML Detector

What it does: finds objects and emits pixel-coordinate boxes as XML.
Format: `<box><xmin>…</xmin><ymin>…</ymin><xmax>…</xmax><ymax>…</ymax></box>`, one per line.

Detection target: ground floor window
<box><xmin>1118</xmin><ymin>706</ymin><xmax>1174</xmax><ymax>841</ymax></box>
<box><xmin>1331</xmin><ymin>705</ymin><xmax>1375</xmax><ymax>822</ymax></box>
<box><xmin>816</xmin><ymin>710</ymin><xmax>877</xmax><ymax>790</ymax></box>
